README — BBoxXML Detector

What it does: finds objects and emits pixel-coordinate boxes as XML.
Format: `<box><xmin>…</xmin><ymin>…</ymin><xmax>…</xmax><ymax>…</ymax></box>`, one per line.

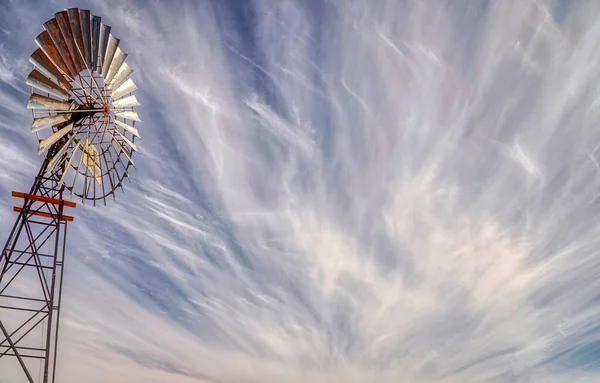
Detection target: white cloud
<box><xmin>3</xmin><ymin>0</ymin><xmax>600</xmax><ymax>382</ymax></box>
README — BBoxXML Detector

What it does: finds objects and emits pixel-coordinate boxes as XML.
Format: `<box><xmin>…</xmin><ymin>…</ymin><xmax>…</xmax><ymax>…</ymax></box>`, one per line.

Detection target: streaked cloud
<box><xmin>2</xmin><ymin>0</ymin><xmax>600</xmax><ymax>382</ymax></box>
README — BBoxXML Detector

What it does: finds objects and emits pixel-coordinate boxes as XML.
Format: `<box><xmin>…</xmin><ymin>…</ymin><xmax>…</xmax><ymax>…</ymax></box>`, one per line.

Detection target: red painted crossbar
<box><xmin>12</xmin><ymin>191</ymin><xmax>76</xmax><ymax>208</ymax></box>
<box><xmin>13</xmin><ymin>207</ymin><xmax>74</xmax><ymax>222</ymax></box>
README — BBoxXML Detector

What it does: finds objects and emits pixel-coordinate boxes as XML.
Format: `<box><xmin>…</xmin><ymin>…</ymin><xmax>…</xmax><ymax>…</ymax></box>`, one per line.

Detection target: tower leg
<box><xmin>0</xmin><ymin>159</ymin><xmax>74</xmax><ymax>383</ymax></box>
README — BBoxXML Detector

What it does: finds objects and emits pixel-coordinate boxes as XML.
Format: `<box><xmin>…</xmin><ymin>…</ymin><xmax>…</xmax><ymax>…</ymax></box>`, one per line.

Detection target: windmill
<box><xmin>0</xmin><ymin>8</ymin><xmax>140</xmax><ymax>382</ymax></box>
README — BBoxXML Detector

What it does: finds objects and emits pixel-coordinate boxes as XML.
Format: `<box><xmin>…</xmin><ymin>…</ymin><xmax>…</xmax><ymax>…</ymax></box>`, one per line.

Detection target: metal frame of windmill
<box><xmin>0</xmin><ymin>8</ymin><xmax>140</xmax><ymax>383</ymax></box>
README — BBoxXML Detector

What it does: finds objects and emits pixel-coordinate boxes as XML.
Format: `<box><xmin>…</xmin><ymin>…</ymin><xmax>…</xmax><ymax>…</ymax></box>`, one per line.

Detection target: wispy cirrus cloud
<box><xmin>2</xmin><ymin>0</ymin><xmax>600</xmax><ymax>382</ymax></box>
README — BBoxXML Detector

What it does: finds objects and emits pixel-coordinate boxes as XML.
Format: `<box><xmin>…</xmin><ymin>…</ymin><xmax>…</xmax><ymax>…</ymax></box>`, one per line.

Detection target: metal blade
<box><xmin>114</xmin><ymin>119</ymin><xmax>140</xmax><ymax>138</ymax></box>
<box><xmin>112</xmin><ymin>95</ymin><xmax>140</xmax><ymax>108</ymax></box>
<box><xmin>26</xmin><ymin>69</ymin><xmax>69</xmax><ymax>101</ymax></box>
<box><xmin>98</xmin><ymin>23</ymin><xmax>111</xmax><ymax>73</ymax></box>
<box><xmin>55</xmin><ymin>10</ymin><xmax>84</xmax><ymax>73</ymax></box>
<box><xmin>47</xmin><ymin>132</ymin><xmax>77</xmax><ymax>171</ymax></box>
<box><xmin>27</xmin><ymin>93</ymin><xmax>72</xmax><ymax>111</ymax></box>
<box><xmin>31</xmin><ymin>114</ymin><xmax>72</xmax><ymax>133</ymax></box>
<box><xmin>105</xmin><ymin>48</ymin><xmax>127</xmax><ymax>85</ymax></box>
<box><xmin>44</xmin><ymin>17</ymin><xmax>78</xmax><ymax>78</ymax></box>
<box><xmin>108</xmin><ymin>62</ymin><xmax>132</xmax><ymax>91</ymax></box>
<box><xmin>82</xmin><ymin>142</ymin><xmax>102</xmax><ymax>185</ymax></box>
<box><xmin>95</xmin><ymin>154</ymin><xmax>104</xmax><ymax>186</ymax></box>
<box><xmin>38</xmin><ymin>123</ymin><xmax>73</xmax><ymax>154</ymax></box>
<box><xmin>29</xmin><ymin>48</ymin><xmax>71</xmax><ymax>91</ymax></box>
<box><xmin>111</xmin><ymin>78</ymin><xmax>137</xmax><ymax>100</ymax></box>
<box><xmin>110</xmin><ymin>131</ymin><xmax>135</xmax><ymax>166</ymax></box>
<box><xmin>80</xmin><ymin>10</ymin><xmax>92</xmax><ymax>68</ymax></box>
<box><xmin>91</xmin><ymin>16</ymin><xmax>101</xmax><ymax>71</ymax></box>
<box><xmin>68</xmin><ymin>8</ymin><xmax>87</xmax><ymax>69</ymax></box>
<box><xmin>102</xmin><ymin>34</ymin><xmax>119</xmax><ymax>78</ymax></box>
<box><xmin>70</xmin><ymin>141</ymin><xmax>85</xmax><ymax>198</ymax></box>
<box><xmin>59</xmin><ymin>143</ymin><xmax>81</xmax><ymax>187</ymax></box>
<box><xmin>81</xmin><ymin>139</ymin><xmax>90</xmax><ymax>174</ymax></box>
<box><xmin>35</xmin><ymin>30</ymin><xmax>72</xmax><ymax>79</ymax></box>
<box><xmin>114</xmin><ymin>111</ymin><xmax>141</xmax><ymax>122</ymax></box>
<box><xmin>114</xmin><ymin>128</ymin><xmax>138</xmax><ymax>152</ymax></box>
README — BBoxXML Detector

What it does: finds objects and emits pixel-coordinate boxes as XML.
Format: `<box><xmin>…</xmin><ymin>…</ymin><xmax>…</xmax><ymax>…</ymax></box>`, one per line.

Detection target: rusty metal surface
<box><xmin>31</xmin><ymin>114</ymin><xmax>72</xmax><ymax>132</ymax></box>
<box><xmin>108</xmin><ymin>62</ymin><xmax>132</xmax><ymax>91</ymax></box>
<box><xmin>35</xmin><ymin>30</ymin><xmax>72</xmax><ymax>79</ymax></box>
<box><xmin>29</xmin><ymin>48</ymin><xmax>72</xmax><ymax>90</ymax></box>
<box><xmin>112</xmin><ymin>94</ymin><xmax>140</xmax><ymax>108</ymax></box>
<box><xmin>102</xmin><ymin>34</ymin><xmax>119</xmax><ymax>78</ymax></box>
<box><xmin>80</xmin><ymin>10</ymin><xmax>92</xmax><ymax>68</ymax></box>
<box><xmin>111</xmin><ymin>78</ymin><xmax>137</xmax><ymax>100</ymax></box>
<box><xmin>26</xmin><ymin>69</ymin><xmax>70</xmax><ymax>100</ymax></box>
<box><xmin>68</xmin><ymin>8</ymin><xmax>86</xmax><ymax>70</ymax></box>
<box><xmin>105</xmin><ymin>48</ymin><xmax>127</xmax><ymax>85</ymax></box>
<box><xmin>91</xmin><ymin>15</ymin><xmax>101</xmax><ymax>71</ymax></box>
<box><xmin>27</xmin><ymin>93</ymin><xmax>73</xmax><ymax>111</ymax></box>
<box><xmin>38</xmin><ymin>123</ymin><xmax>73</xmax><ymax>154</ymax></box>
<box><xmin>44</xmin><ymin>18</ymin><xmax>78</xmax><ymax>78</ymax></box>
<box><xmin>55</xmin><ymin>10</ymin><xmax>84</xmax><ymax>73</ymax></box>
<box><xmin>98</xmin><ymin>23</ymin><xmax>111</xmax><ymax>73</ymax></box>
<box><xmin>114</xmin><ymin>119</ymin><xmax>140</xmax><ymax>138</ymax></box>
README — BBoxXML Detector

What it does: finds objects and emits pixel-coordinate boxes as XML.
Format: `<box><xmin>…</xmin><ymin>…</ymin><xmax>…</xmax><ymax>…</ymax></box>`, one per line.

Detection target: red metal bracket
<box><xmin>12</xmin><ymin>207</ymin><xmax>74</xmax><ymax>222</ymax></box>
<box><xmin>11</xmin><ymin>191</ymin><xmax>76</xmax><ymax>208</ymax></box>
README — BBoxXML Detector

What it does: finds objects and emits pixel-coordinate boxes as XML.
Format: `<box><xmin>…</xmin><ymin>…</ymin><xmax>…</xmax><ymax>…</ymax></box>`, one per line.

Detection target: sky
<box><xmin>1</xmin><ymin>0</ymin><xmax>600</xmax><ymax>382</ymax></box>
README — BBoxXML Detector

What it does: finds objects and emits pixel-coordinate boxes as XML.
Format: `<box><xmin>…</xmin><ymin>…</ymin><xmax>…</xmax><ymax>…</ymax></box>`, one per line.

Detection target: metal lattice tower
<box><xmin>0</xmin><ymin>8</ymin><xmax>140</xmax><ymax>382</ymax></box>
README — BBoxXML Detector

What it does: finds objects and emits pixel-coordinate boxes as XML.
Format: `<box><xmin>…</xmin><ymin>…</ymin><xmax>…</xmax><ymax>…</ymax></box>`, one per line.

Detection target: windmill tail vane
<box><xmin>0</xmin><ymin>7</ymin><xmax>141</xmax><ymax>383</ymax></box>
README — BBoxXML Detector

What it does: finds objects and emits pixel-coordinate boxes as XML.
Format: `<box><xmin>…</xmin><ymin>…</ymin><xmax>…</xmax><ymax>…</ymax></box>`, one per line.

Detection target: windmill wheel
<box><xmin>26</xmin><ymin>8</ymin><xmax>140</xmax><ymax>205</ymax></box>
